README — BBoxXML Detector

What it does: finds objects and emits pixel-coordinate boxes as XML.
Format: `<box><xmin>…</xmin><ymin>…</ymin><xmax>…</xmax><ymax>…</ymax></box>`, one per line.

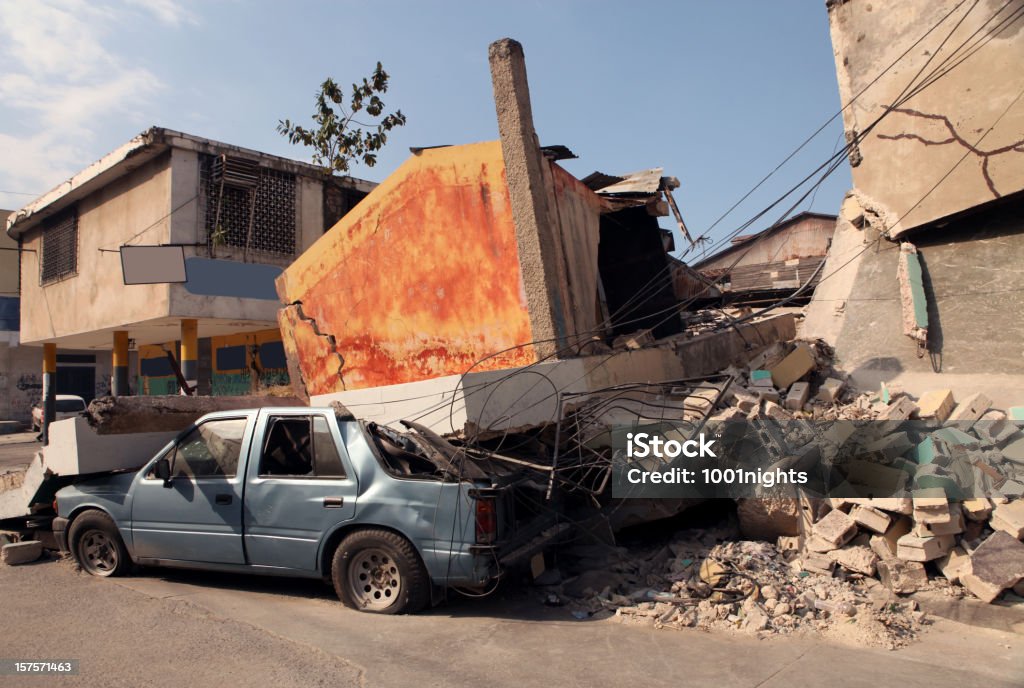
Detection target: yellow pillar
<box><xmin>180</xmin><ymin>319</ymin><xmax>198</xmax><ymax>394</ymax></box>
<box><xmin>112</xmin><ymin>331</ymin><xmax>130</xmax><ymax>396</ymax></box>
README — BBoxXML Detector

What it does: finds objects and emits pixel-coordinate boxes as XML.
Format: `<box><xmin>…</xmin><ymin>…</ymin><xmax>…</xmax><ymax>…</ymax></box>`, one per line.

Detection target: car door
<box><xmin>131</xmin><ymin>415</ymin><xmax>250</xmax><ymax>564</ymax></box>
<box><xmin>243</xmin><ymin>411</ymin><xmax>357</xmax><ymax>571</ymax></box>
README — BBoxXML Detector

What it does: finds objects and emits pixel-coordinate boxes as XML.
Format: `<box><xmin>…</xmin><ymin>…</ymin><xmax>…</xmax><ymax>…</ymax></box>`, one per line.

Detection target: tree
<box><xmin>277</xmin><ymin>63</ymin><xmax>406</xmax><ymax>175</ymax></box>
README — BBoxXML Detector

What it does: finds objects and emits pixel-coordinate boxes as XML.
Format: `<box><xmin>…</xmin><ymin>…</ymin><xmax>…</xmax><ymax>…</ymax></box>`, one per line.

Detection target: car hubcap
<box><xmin>79</xmin><ymin>530</ymin><xmax>118</xmax><ymax>575</ymax></box>
<box><xmin>348</xmin><ymin>548</ymin><xmax>401</xmax><ymax>610</ymax></box>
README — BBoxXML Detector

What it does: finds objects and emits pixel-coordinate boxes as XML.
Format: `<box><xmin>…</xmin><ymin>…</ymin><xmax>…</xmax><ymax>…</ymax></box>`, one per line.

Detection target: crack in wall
<box><xmin>877</xmin><ymin>107</ymin><xmax>1024</xmax><ymax>198</ymax></box>
<box><xmin>287</xmin><ymin>301</ymin><xmax>347</xmax><ymax>392</ymax></box>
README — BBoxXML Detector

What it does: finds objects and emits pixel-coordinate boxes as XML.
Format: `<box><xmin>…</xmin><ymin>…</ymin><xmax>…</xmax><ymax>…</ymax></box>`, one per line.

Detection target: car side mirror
<box><xmin>154</xmin><ymin>457</ymin><xmax>171</xmax><ymax>486</ymax></box>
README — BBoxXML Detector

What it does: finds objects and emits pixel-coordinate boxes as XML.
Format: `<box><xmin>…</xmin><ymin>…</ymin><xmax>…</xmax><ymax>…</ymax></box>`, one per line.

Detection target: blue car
<box><xmin>54</xmin><ymin>406</ymin><xmax>559</xmax><ymax>614</ymax></box>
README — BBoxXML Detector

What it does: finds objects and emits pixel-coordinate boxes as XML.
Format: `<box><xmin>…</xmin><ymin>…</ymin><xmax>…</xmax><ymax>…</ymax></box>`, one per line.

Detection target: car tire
<box><xmin>68</xmin><ymin>510</ymin><xmax>130</xmax><ymax>577</ymax></box>
<box><xmin>332</xmin><ymin>528</ymin><xmax>430</xmax><ymax>614</ymax></box>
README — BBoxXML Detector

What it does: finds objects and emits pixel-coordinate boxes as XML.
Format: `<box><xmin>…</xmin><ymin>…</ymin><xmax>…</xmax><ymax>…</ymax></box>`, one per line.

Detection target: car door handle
<box><xmin>215</xmin><ymin>494</ymin><xmax>233</xmax><ymax>505</ymax></box>
<box><xmin>323</xmin><ymin>497</ymin><xmax>344</xmax><ymax>508</ymax></box>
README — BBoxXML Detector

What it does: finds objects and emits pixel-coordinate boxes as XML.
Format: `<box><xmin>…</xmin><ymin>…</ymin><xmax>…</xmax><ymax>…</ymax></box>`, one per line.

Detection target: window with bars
<box><xmin>200</xmin><ymin>154</ymin><xmax>297</xmax><ymax>257</ymax></box>
<box><xmin>41</xmin><ymin>209</ymin><xmax>78</xmax><ymax>284</ymax></box>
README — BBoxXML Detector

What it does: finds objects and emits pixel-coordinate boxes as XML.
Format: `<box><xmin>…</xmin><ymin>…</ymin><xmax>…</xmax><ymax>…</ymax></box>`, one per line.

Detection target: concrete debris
<box><xmin>916</xmin><ymin>389</ymin><xmax>955</xmax><ymax>424</ymax></box>
<box><xmin>769</xmin><ymin>344</ymin><xmax>816</xmax><ymax>390</ymax></box>
<box><xmin>707</xmin><ymin>338</ymin><xmax>1023</xmax><ymax>605</ymax></box>
<box><xmin>555</xmin><ymin>533</ymin><xmax>924</xmax><ymax>649</ymax></box>
<box><xmin>1</xmin><ymin>540</ymin><xmax>43</xmax><ymax>566</ymax></box>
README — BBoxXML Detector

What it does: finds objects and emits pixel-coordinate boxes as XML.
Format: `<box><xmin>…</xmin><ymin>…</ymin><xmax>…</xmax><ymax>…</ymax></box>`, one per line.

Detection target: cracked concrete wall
<box><xmin>275</xmin><ymin>141</ymin><xmax>538</xmax><ymax>396</ymax></box>
<box><xmin>828</xmin><ymin>0</ymin><xmax>1024</xmax><ymax>236</ymax></box>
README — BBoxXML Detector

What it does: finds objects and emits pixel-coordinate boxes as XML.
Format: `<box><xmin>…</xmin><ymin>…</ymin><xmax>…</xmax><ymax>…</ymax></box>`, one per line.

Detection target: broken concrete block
<box><xmin>877</xmin><ymin>559</ymin><xmax>928</xmax><ymax>594</ymax></box>
<box><xmin>911</xmin><ymin>488</ymin><xmax>948</xmax><ymax>509</ymax></box>
<box><xmin>931</xmin><ymin>427</ymin><xmax>979</xmax><ymax>450</ymax></box>
<box><xmin>1</xmin><ymin>540</ymin><xmax>43</xmax><ymax>566</ymax></box>
<box><xmin>812</xmin><ymin>508</ymin><xmax>858</xmax><ymax>547</ymax></box>
<box><xmin>960</xmin><ymin>531</ymin><xmax>1024</xmax><ymax>603</ymax></box>
<box><xmin>784</xmin><ymin>382</ymin><xmax>810</xmax><ymax>411</ymax></box>
<box><xmin>896</xmin><ymin>533</ymin><xmax>954</xmax><ymax>562</ymax></box>
<box><xmin>770</xmin><ymin>344</ymin><xmax>815</xmax><ymax>389</ymax></box>
<box><xmin>777</xmin><ymin>535</ymin><xmax>801</xmax><ymax>552</ymax></box>
<box><xmin>975</xmin><ymin>411</ymin><xmax>1018</xmax><ymax>448</ymax></box>
<box><xmin>866</xmin><ymin>432</ymin><xmax>914</xmax><ymax>460</ymax></box>
<box><xmin>937</xmin><ymin>546</ymin><xmax>971</xmax><ymax>585</ymax></box>
<box><xmin>817</xmin><ymin>377</ymin><xmax>845</xmax><ymax>403</ymax></box>
<box><xmin>729</xmin><ymin>388</ymin><xmax>760</xmax><ymax>413</ymax></box>
<box><xmin>828</xmin><ymin>497</ymin><xmax>853</xmax><ymax>512</ymax></box>
<box><xmin>1002</xmin><ymin>437</ymin><xmax>1024</xmax><ymax>466</ymax></box>
<box><xmin>845</xmin><ymin>460</ymin><xmax>909</xmax><ymax>495</ymax></box>
<box><xmin>990</xmin><ymin>500</ymin><xmax>1024</xmax><ymax>539</ymax></box>
<box><xmin>947</xmin><ymin>392</ymin><xmax>991</xmax><ymax>428</ymax></box>
<box><xmin>849</xmin><ymin>496</ymin><xmax>913</xmax><ymax>515</ymax></box>
<box><xmin>916</xmin><ymin>390</ymin><xmax>955</xmax><ymax>424</ymax></box>
<box><xmin>851</xmin><ymin>505</ymin><xmax>891</xmax><ymax>534</ymax></box>
<box><xmin>763</xmin><ymin>401</ymin><xmax>793</xmax><ymax>422</ymax></box>
<box><xmin>912</xmin><ymin>506</ymin><xmax>963</xmax><ymax>536</ymax></box>
<box><xmin>802</xmin><ymin>554</ymin><xmax>835</xmax><ymax>575</ymax></box>
<box><xmin>962</xmin><ymin>498</ymin><xmax>993</xmax><ymax>522</ymax></box>
<box><xmin>876</xmin><ymin>395</ymin><xmax>918</xmax><ymax>422</ymax></box>
<box><xmin>829</xmin><ymin>545</ymin><xmax>878</xmax><ymax>576</ymax></box>
<box><xmin>736</xmin><ymin>497</ymin><xmax>801</xmax><ymax>539</ymax></box>
<box><xmin>914</xmin><ymin>503</ymin><xmax>954</xmax><ymax>525</ymax></box>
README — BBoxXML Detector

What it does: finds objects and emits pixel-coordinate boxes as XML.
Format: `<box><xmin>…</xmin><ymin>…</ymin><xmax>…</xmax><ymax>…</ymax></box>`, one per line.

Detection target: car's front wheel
<box><xmin>68</xmin><ymin>510</ymin><xmax>130</xmax><ymax>577</ymax></box>
<box><xmin>331</xmin><ymin>529</ymin><xmax>430</xmax><ymax>614</ymax></box>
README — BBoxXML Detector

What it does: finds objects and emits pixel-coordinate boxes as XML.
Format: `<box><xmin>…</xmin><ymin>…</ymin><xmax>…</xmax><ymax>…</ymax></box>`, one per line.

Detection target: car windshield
<box><xmin>55</xmin><ymin>399</ymin><xmax>86</xmax><ymax>413</ymax></box>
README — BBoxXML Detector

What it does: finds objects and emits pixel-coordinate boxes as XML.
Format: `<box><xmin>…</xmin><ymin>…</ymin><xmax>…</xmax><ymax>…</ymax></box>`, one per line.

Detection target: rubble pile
<box><xmin>705</xmin><ymin>338</ymin><xmax>1024</xmax><ymax>606</ymax></box>
<box><xmin>555</xmin><ymin>526</ymin><xmax>926</xmax><ymax>649</ymax></box>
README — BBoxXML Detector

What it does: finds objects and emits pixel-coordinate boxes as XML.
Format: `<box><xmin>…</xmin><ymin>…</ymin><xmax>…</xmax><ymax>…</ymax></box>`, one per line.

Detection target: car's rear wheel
<box><xmin>68</xmin><ymin>510</ymin><xmax>130</xmax><ymax>577</ymax></box>
<box><xmin>331</xmin><ymin>529</ymin><xmax>429</xmax><ymax>614</ymax></box>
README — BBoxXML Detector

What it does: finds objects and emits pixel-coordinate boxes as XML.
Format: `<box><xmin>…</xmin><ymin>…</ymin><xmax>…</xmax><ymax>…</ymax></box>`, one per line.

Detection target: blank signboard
<box><xmin>120</xmin><ymin>245</ymin><xmax>187</xmax><ymax>285</ymax></box>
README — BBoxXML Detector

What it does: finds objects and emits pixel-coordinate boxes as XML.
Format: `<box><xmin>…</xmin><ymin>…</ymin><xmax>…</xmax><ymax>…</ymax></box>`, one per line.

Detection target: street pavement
<box><xmin>1</xmin><ymin>553</ymin><xmax>1022</xmax><ymax>688</ymax></box>
<box><xmin>0</xmin><ymin>432</ymin><xmax>38</xmax><ymax>472</ymax></box>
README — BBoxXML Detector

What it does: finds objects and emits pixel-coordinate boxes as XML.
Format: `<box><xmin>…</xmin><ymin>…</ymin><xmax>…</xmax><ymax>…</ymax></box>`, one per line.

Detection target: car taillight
<box><xmin>475</xmin><ymin>497</ymin><xmax>497</xmax><ymax>544</ymax></box>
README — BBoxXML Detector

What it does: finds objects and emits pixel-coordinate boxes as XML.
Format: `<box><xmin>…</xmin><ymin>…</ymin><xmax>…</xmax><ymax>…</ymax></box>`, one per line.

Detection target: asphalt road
<box><xmin>2</xmin><ymin>555</ymin><xmax>1022</xmax><ymax>688</ymax></box>
<box><xmin>0</xmin><ymin>432</ymin><xmax>38</xmax><ymax>472</ymax></box>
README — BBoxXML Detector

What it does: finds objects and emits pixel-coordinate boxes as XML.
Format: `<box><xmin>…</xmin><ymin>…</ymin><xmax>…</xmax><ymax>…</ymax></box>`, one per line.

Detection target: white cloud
<box><xmin>0</xmin><ymin>0</ymin><xmax>194</xmax><ymax>203</ymax></box>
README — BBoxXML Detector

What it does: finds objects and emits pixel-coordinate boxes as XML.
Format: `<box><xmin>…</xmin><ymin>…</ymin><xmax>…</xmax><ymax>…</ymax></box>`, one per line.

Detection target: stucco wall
<box><xmin>277</xmin><ymin>141</ymin><xmax>538</xmax><ymax>394</ymax></box>
<box><xmin>828</xmin><ymin>0</ymin><xmax>1024</xmax><ymax>234</ymax></box>
<box><xmin>19</xmin><ymin>154</ymin><xmax>173</xmax><ymax>344</ymax></box>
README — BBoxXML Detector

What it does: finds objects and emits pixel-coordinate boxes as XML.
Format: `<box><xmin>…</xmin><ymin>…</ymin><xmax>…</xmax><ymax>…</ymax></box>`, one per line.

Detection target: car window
<box><xmin>55</xmin><ymin>399</ymin><xmax>85</xmax><ymax>413</ymax></box>
<box><xmin>313</xmin><ymin>416</ymin><xmax>346</xmax><ymax>477</ymax></box>
<box><xmin>171</xmin><ymin>418</ymin><xmax>247</xmax><ymax>479</ymax></box>
<box><xmin>260</xmin><ymin>417</ymin><xmax>313</xmax><ymax>476</ymax></box>
<box><xmin>259</xmin><ymin>415</ymin><xmax>346</xmax><ymax>479</ymax></box>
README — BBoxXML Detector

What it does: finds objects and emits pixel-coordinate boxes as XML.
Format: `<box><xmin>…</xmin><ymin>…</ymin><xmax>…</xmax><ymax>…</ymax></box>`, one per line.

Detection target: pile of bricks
<box><xmin>709</xmin><ymin>339</ymin><xmax>1024</xmax><ymax>604</ymax></box>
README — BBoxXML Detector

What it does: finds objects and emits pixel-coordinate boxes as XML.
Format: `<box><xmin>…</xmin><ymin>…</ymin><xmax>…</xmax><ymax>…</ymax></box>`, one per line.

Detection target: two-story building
<box><xmin>5</xmin><ymin>127</ymin><xmax>374</xmax><ymax>400</ymax></box>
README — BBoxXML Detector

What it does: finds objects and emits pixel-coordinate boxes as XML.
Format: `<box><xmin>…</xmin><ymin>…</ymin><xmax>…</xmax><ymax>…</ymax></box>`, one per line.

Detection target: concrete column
<box><xmin>488</xmin><ymin>37</ymin><xmax>572</xmax><ymax>358</ymax></box>
<box><xmin>42</xmin><ymin>342</ymin><xmax>56</xmax><ymax>445</ymax></box>
<box><xmin>112</xmin><ymin>331</ymin><xmax>130</xmax><ymax>397</ymax></box>
<box><xmin>180</xmin><ymin>319</ymin><xmax>198</xmax><ymax>394</ymax></box>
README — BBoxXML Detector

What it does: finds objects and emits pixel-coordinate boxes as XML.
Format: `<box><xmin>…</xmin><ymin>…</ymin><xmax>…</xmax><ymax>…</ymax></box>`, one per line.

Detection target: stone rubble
<box><xmin>715</xmin><ymin>339</ymin><xmax>1024</xmax><ymax>606</ymax></box>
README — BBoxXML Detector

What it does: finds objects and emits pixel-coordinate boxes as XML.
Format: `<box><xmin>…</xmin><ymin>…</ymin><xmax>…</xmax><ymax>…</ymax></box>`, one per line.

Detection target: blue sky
<box><xmin>0</xmin><ymin>1</ymin><xmax>851</xmax><ymax>255</ymax></box>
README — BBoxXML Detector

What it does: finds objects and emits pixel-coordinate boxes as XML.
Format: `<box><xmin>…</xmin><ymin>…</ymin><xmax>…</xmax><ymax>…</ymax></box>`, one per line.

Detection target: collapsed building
<box><xmin>274</xmin><ymin>39</ymin><xmax>797</xmax><ymax>438</ymax></box>
<box><xmin>803</xmin><ymin>0</ymin><xmax>1024</xmax><ymax>408</ymax></box>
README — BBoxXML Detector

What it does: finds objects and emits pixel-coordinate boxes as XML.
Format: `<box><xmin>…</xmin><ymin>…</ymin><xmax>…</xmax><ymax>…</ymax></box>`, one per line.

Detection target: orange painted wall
<box><xmin>276</xmin><ymin>141</ymin><xmax>537</xmax><ymax>394</ymax></box>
